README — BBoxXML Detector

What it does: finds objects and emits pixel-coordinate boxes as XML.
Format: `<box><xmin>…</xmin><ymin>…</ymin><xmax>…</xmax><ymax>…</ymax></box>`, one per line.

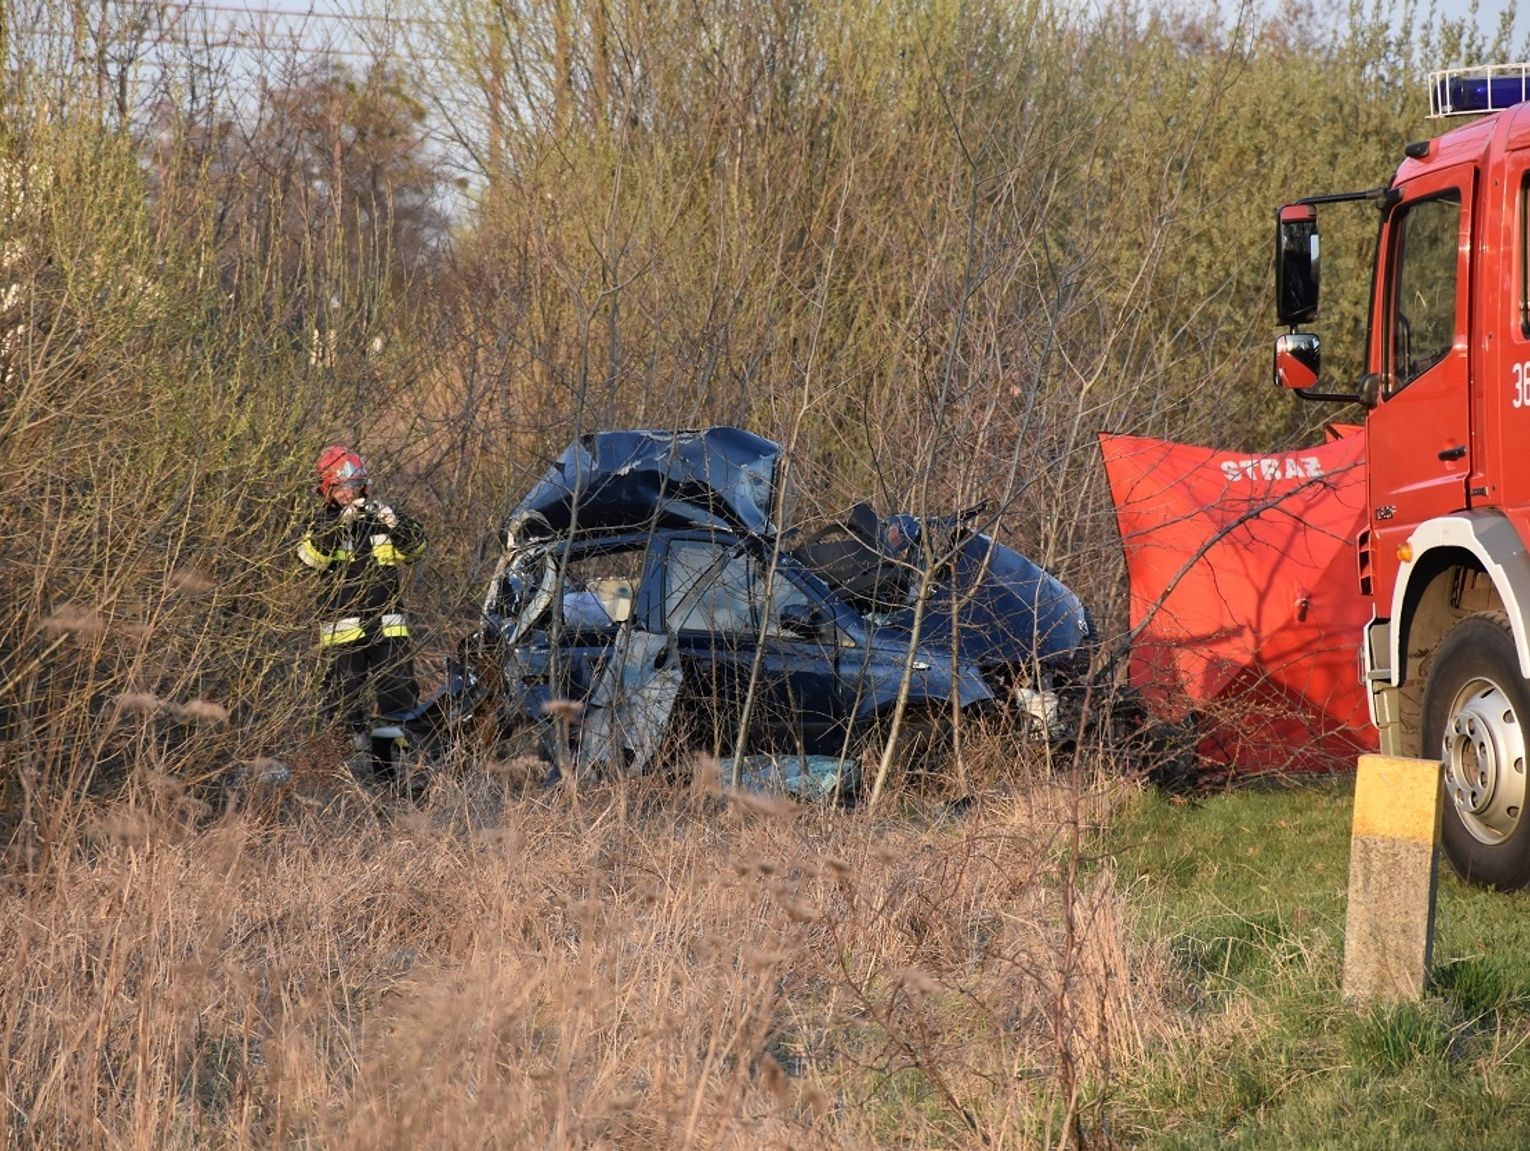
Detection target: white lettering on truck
<box><xmin>1218</xmin><ymin>456</ymin><xmax>1323</xmax><ymax>482</ymax></box>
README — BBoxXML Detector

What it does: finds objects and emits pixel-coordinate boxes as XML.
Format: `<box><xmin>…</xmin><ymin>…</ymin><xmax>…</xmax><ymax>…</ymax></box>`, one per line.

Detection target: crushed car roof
<box><xmin>508</xmin><ymin>427</ymin><xmax>786</xmax><ymax>540</ymax></box>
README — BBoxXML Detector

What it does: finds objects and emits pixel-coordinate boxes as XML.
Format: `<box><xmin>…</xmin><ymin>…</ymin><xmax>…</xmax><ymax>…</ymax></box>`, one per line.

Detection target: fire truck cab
<box><xmin>1275</xmin><ymin>65</ymin><xmax>1530</xmax><ymax>888</ymax></box>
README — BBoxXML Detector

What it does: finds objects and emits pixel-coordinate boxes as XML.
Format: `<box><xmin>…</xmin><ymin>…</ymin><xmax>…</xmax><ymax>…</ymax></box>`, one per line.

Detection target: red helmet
<box><xmin>315</xmin><ymin>444</ymin><xmax>369</xmax><ymax>502</ymax></box>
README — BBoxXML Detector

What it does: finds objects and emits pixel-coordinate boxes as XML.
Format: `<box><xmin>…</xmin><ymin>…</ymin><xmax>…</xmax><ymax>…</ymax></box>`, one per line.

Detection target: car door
<box><xmin>662</xmin><ymin>536</ymin><xmax>843</xmax><ymax>755</ymax></box>
<box><xmin>1366</xmin><ymin>166</ymin><xmax>1473</xmax><ymax>569</ymax></box>
<box><xmin>506</xmin><ymin>540</ymin><xmax>646</xmax><ymax>727</ymax></box>
<box><xmin>752</xmin><ymin>551</ymin><xmax>845</xmax><ymax>753</ymax></box>
<box><xmin>662</xmin><ymin>536</ymin><xmax>748</xmax><ymax>751</ymax></box>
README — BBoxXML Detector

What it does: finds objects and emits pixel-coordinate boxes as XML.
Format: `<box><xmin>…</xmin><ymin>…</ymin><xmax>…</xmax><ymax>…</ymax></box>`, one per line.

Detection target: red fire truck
<box><xmin>1275</xmin><ymin>64</ymin><xmax>1530</xmax><ymax>889</ymax></box>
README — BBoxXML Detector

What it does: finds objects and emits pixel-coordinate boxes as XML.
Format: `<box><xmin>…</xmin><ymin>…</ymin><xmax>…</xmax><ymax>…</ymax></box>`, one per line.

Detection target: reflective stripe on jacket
<box><xmin>318</xmin><ymin>613</ymin><xmax>410</xmax><ymax>646</ymax></box>
<box><xmin>299</xmin><ymin>536</ymin><xmax>355</xmax><ymax>570</ymax></box>
<box><xmin>320</xmin><ymin>617</ymin><xmax>366</xmax><ymax>647</ymax></box>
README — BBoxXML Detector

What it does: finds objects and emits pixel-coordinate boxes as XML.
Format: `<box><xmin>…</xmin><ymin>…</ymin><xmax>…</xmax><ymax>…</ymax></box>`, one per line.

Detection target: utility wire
<box><xmin>182</xmin><ymin>2</ymin><xmax>450</xmax><ymax>29</ymax></box>
<box><xmin>13</xmin><ymin>0</ymin><xmax>469</xmax><ymax>62</ymax></box>
<box><xmin>16</xmin><ymin>32</ymin><xmax>456</xmax><ymax>66</ymax></box>
<box><xmin>14</xmin><ymin>22</ymin><xmax>458</xmax><ymax>66</ymax></box>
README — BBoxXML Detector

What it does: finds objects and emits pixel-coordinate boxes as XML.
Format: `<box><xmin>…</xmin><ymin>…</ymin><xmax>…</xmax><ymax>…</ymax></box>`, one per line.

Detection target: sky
<box><xmin>1439</xmin><ymin>0</ymin><xmax>1529</xmax><ymax>47</ymax></box>
<box><xmin>158</xmin><ymin>0</ymin><xmax>1530</xmax><ymax>77</ymax></box>
<box><xmin>228</xmin><ymin>0</ymin><xmax>1530</xmax><ymax>42</ymax></box>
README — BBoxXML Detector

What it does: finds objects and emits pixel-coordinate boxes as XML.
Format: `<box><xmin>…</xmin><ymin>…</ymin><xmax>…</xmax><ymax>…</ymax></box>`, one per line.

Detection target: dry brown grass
<box><xmin>0</xmin><ymin>748</ymin><xmax>1178</xmax><ymax>1149</ymax></box>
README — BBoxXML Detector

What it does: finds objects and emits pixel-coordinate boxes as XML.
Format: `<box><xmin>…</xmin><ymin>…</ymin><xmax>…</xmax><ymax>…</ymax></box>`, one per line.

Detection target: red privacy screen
<box><xmin>1100</xmin><ymin>425</ymin><xmax>1377</xmax><ymax>775</ymax></box>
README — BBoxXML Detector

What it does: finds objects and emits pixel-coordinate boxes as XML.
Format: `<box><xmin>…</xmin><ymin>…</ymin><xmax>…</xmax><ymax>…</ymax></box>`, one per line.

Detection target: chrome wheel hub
<box><xmin>1442</xmin><ymin>677</ymin><xmax>1528</xmax><ymax>846</ymax></box>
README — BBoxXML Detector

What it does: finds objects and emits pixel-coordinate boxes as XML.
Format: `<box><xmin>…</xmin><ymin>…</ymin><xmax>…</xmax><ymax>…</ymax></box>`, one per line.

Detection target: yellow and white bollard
<box><xmin>1341</xmin><ymin>754</ymin><xmax>1443</xmax><ymax>1005</ymax></box>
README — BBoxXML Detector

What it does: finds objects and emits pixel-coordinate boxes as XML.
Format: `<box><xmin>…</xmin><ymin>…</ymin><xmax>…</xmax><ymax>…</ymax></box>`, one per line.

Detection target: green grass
<box><xmin>1106</xmin><ymin>778</ymin><xmax>1530</xmax><ymax>1149</ymax></box>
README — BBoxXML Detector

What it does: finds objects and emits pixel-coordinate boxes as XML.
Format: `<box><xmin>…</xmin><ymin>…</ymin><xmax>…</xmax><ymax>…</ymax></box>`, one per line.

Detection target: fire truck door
<box><xmin>1366</xmin><ymin>166</ymin><xmax>1473</xmax><ymax>544</ymax></box>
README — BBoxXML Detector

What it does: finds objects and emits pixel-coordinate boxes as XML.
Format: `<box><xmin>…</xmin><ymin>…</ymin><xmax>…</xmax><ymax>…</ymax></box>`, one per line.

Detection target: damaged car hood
<box><xmin>875</xmin><ymin>533</ymin><xmax>1092</xmax><ymax>671</ymax></box>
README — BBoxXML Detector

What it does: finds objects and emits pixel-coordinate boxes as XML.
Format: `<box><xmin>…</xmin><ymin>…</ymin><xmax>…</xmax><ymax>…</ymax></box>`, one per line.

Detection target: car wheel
<box><xmin>857</xmin><ymin>705</ymin><xmax>953</xmax><ymax>790</ymax></box>
<box><xmin>1421</xmin><ymin>611</ymin><xmax>1530</xmax><ymax>889</ymax></box>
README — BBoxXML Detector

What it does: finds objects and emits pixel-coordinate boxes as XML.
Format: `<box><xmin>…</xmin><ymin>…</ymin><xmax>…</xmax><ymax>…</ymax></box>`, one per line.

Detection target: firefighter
<box><xmin>299</xmin><ymin>445</ymin><xmax>427</xmax><ymax>782</ymax></box>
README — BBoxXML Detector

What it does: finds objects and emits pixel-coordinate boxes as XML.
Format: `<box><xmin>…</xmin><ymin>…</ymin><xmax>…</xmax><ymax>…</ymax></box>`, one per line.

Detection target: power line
<box><xmin>15</xmin><ymin>2</ymin><xmax>558</xmax><ymax>67</ymax></box>
<box><xmin>182</xmin><ymin>2</ymin><xmax>451</xmax><ymax>29</ymax></box>
<box><xmin>17</xmin><ymin>32</ymin><xmax>457</xmax><ymax>67</ymax></box>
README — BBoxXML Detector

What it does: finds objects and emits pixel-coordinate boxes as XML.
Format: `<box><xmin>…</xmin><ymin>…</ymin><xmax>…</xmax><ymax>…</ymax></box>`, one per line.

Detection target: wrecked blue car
<box><xmin>476</xmin><ymin>427</ymin><xmax>1093</xmax><ymax>788</ymax></box>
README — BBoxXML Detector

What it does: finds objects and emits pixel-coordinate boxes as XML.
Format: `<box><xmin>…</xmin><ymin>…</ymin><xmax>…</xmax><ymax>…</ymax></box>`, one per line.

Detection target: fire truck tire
<box><xmin>1421</xmin><ymin>611</ymin><xmax>1530</xmax><ymax>890</ymax></box>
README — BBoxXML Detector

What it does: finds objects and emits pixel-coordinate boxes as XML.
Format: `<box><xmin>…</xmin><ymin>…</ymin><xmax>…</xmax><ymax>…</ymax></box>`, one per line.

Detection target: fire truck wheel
<box><xmin>1421</xmin><ymin>612</ymin><xmax>1530</xmax><ymax>890</ymax></box>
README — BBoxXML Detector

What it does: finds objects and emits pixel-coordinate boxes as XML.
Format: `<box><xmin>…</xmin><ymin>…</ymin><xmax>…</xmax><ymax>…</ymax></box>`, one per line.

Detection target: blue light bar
<box><xmin>1429</xmin><ymin>64</ymin><xmax>1530</xmax><ymax>118</ymax></box>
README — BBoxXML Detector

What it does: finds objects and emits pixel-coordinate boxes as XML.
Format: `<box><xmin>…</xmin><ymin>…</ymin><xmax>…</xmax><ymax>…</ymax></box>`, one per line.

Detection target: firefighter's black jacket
<box><xmin>298</xmin><ymin>503</ymin><xmax>427</xmax><ymax>647</ymax></box>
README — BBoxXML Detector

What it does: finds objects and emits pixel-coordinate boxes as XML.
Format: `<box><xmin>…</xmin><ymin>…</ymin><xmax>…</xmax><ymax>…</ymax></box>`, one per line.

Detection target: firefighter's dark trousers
<box><xmin>323</xmin><ymin>635</ymin><xmax>418</xmax><ymax>735</ymax></box>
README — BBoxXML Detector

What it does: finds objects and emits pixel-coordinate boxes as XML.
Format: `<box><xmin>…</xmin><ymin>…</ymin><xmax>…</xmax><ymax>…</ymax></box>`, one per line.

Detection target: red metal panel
<box><xmin>1475</xmin><ymin>140</ymin><xmax>1530</xmax><ymax>550</ymax></box>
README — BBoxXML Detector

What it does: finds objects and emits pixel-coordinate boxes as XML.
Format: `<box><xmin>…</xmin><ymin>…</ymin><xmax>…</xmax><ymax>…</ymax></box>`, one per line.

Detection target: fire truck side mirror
<box><xmin>1274</xmin><ymin>333</ymin><xmax>1321</xmax><ymax>391</ymax></box>
<box><xmin>1276</xmin><ymin>203</ymin><xmax>1320</xmax><ymax>326</ymax></box>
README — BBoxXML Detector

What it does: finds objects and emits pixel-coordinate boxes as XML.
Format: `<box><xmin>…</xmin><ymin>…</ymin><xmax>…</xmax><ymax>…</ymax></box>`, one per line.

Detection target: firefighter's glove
<box><xmin>365</xmin><ymin>499</ymin><xmax>399</xmax><ymax>529</ymax></box>
<box><xmin>339</xmin><ymin>498</ymin><xmax>366</xmax><ymax>524</ymax></box>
